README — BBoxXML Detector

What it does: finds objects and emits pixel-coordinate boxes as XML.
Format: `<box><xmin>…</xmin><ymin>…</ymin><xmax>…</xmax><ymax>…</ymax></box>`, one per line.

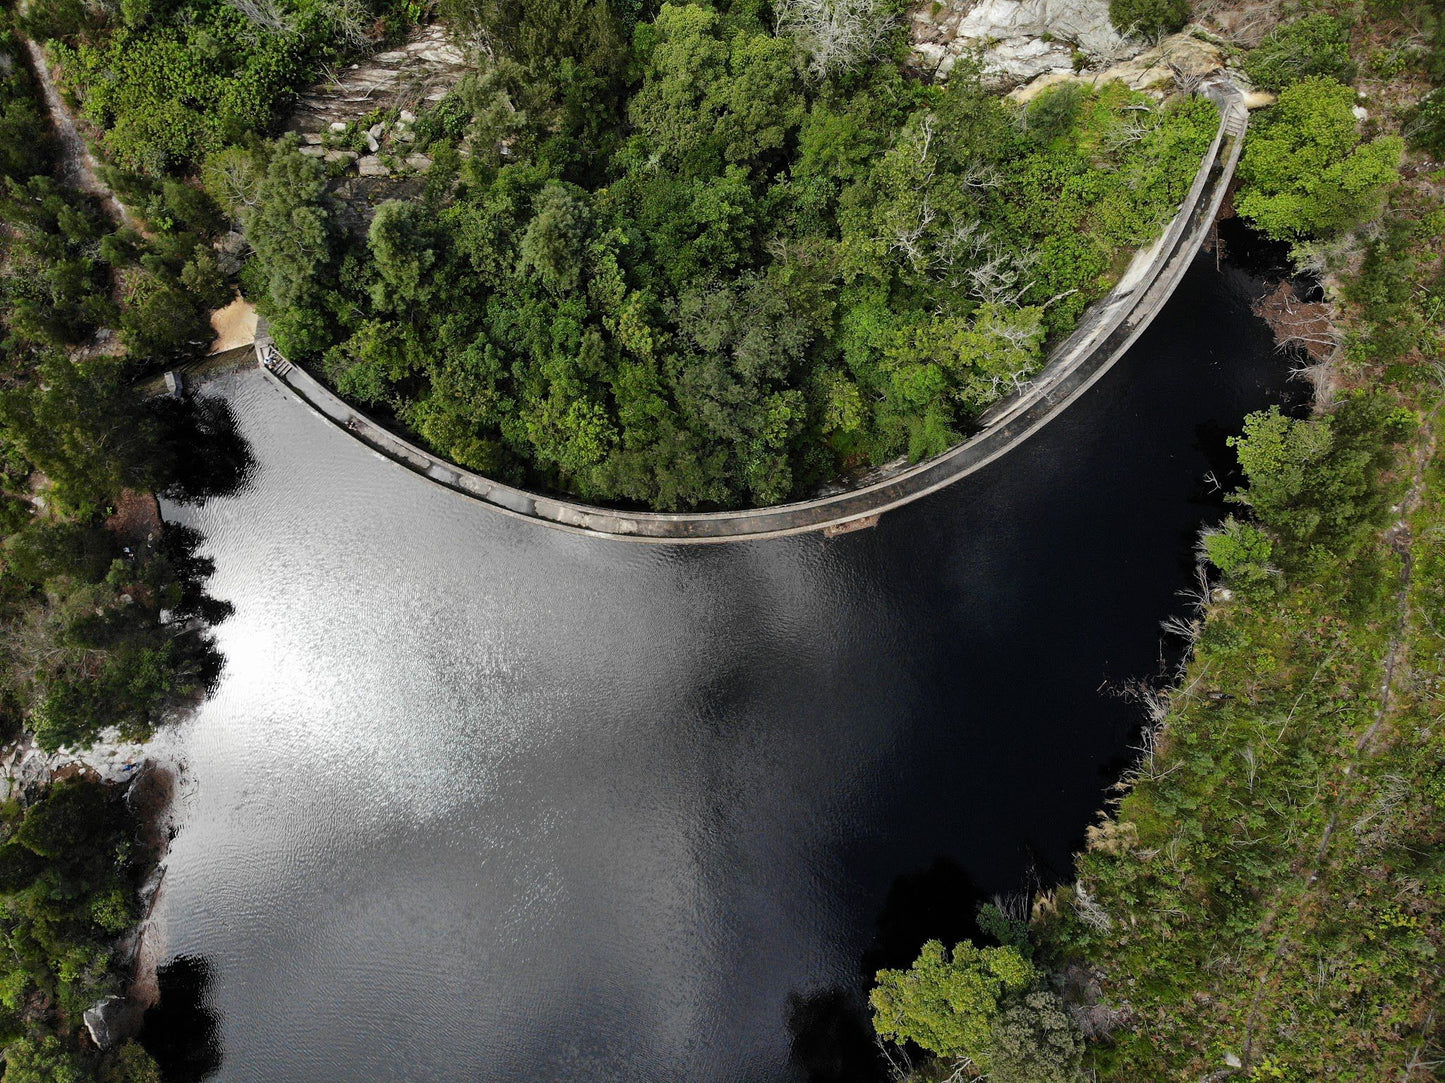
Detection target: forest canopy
<box><xmin>226</xmin><ymin>0</ymin><xmax>1219</xmax><ymax>511</ymax></box>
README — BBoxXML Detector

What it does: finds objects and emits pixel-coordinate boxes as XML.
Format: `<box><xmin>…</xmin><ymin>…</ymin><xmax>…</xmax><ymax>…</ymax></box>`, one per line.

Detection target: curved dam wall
<box><xmin>255</xmin><ymin>78</ymin><xmax>1248</xmax><ymax>544</ymax></box>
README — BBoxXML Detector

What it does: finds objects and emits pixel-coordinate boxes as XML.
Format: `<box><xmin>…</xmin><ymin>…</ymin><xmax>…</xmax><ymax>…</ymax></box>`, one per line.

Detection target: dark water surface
<box><xmin>149</xmin><ymin>255</ymin><xmax>1296</xmax><ymax>1082</ymax></box>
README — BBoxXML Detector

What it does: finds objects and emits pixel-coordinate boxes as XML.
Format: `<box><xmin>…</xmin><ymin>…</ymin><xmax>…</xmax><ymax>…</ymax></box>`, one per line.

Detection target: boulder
<box><xmin>357</xmin><ymin>155</ymin><xmax>390</xmax><ymax>177</ymax></box>
<box><xmin>404</xmin><ymin>155</ymin><xmax>433</xmax><ymax>171</ymax></box>
<box><xmin>298</xmin><ymin>145</ymin><xmax>324</xmax><ymax>157</ymax></box>
<box><xmin>329</xmin><ymin>121</ymin><xmax>348</xmax><ymax>133</ymax></box>
<box><xmin>324</xmin><ymin>149</ymin><xmax>360</xmax><ymax>164</ymax></box>
<box><xmin>83</xmin><ymin>996</ymin><xmax>129</xmax><ymax>1050</ymax></box>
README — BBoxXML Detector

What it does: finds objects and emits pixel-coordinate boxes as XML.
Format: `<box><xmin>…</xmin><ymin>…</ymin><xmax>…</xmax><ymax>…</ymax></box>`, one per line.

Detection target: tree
<box><xmin>870</xmin><ymin>940</ymin><xmax>1034</xmax><ymax>1063</ymax></box>
<box><xmin>1236</xmin><ymin>78</ymin><xmax>1402</xmax><ymax>241</ymax></box>
<box><xmin>241</xmin><ymin>143</ymin><xmax>333</xmax><ymax>313</ymax></box>
<box><xmin>1201</xmin><ymin>515</ymin><xmax>1275</xmax><ymax>585</ymax></box>
<box><xmin>0</xmin><ymin>355</ymin><xmax>148</xmax><ymax>514</ymax></box>
<box><xmin>518</xmin><ymin>183</ymin><xmax>591</xmax><ymax>294</ymax></box>
<box><xmin>368</xmin><ymin>200</ymin><xmax>441</xmax><ymax>310</ymax></box>
<box><xmin>1228</xmin><ymin>406</ymin><xmax>1333</xmax><ymax>528</ymax></box>
<box><xmin>985</xmin><ymin>991</ymin><xmax>1085</xmax><ymax>1083</ymax></box>
<box><xmin>630</xmin><ymin>5</ymin><xmax>803</xmax><ymax>170</ymax></box>
<box><xmin>1</xmin><ymin>1036</ymin><xmax>86</xmax><ymax>1083</ymax></box>
<box><xmin>98</xmin><ymin>1042</ymin><xmax>163</xmax><ymax>1083</ymax></box>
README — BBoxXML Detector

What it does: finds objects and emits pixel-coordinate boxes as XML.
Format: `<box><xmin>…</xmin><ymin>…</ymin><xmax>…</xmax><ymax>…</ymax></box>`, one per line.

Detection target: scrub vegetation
<box><xmin>224</xmin><ymin>0</ymin><xmax>1218</xmax><ymax>510</ymax></box>
<box><xmin>869</xmin><ymin>4</ymin><xmax>1443</xmax><ymax>1081</ymax></box>
<box><xmin>0</xmin><ymin>3</ymin><xmax>252</xmax><ymax>1078</ymax></box>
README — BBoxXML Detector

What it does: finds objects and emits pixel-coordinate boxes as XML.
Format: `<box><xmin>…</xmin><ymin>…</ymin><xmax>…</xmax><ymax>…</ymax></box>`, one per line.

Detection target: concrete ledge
<box><xmin>255</xmin><ymin>78</ymin><xmax>1248</xmax><ymax>544</ymax></box>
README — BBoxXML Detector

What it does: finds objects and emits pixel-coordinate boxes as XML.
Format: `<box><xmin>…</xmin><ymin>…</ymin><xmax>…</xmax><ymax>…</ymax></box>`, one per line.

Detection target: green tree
<box><xmin>99</xmin><ymin>1041</ymin><xmax>162</xmax><ymax>1083</ymax></box>
<box><xmin>870</xmin><ymin>940</ymin><xmax>1034</xmax><ymax>1063</ymax></box>
<box><xmin>1228</xmin><ymin>406</ymin><xmax>1333</xmax><ymax>528</ymax></box>
<box><xmin>1202</xmin><ymin>515</ymin><xmax>1275</xmax><ymax>585</ymax></box>
<box><xmin>0</xmin><ymin>355</ymin><xmax>148</xmax><ymax>514</ymax></box>
<box><xmin>241</xmin><ymin>143</ymin><xmax>333</xmax><ymax>313</ymax></box>
<box><xmin>0</xmin><ymin>1036</ymin><xmax>86</xmax><ymax>1083</ymax></box>
<box><xmin>368</xmin><ymin>200</ymin><xmax>442</xmax><ymax>310</ymax></box>
<box><xmin>518</xmin><ymin>183</ymin><xmax>591</xmax><ymax>294</ymax></box>
<box><xmin>1236</xmin><ymin>78</ymin><xmax>1402</xmax><ymax>241</ymax></box>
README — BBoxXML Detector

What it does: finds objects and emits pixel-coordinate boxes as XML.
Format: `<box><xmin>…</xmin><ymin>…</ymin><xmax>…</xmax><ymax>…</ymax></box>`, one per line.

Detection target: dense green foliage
<box><xmin>41</xmin><ymin>0</ymin><xmax>409</xmax><ymax>175</ymax></box>
<box><xmin>1243</xmin><ymin>13</ymin><xmax>1357</xmax><ymax>92</ymax></box>
<box><xmin>1106</xmin><ymin>0</ymin><xmax>1189</xmax><ymax>38</ymax></box>
<box><xmin>0</xmin><ymin>26</ymin><xmax>228</xmax><ymax>754</ymax></box>
<box><xmin>238</xmin><ymin>0</ymin><xmax>1217</xmax><ymax>509</ymax></box>
<box><xmin>0</xmin><ymin>784</ymin><xmax>162</xmax><ymax>1083</ymax></box>
<box><xmin>1050</xmin><ymin>372</ymin><xmax>1441</xmax><ymax>1077</ymax></box>
<box><xmin>869</xmin><ymin>940</ymin><xmax>1034</xmax><ymax>1064</ymax></box>
<box><xmin>1405</xmin><ymin>9</ymin><xmax>1445</xmax><ymax>155</ymax></box>
<box><xmin>1236</xmin><ymin>76</ymin><xmax>1401</xmax><ymax>242</ymax></box>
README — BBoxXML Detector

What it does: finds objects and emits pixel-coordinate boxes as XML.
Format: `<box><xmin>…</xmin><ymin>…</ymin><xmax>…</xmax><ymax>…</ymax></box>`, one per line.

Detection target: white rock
<box><xmin>911</xmin><ymin>0</ymin><xmax>1137</xmax><ymax>85</ymax></box>
<box><xmin>357</xmin><ymin>155</ymin><xmax>390</xmax><ymax>177</ymax></box>
<box><xmin>301</xmin><ymin>132</ymin><xmax>324</xmax><ymax>144</ymax></box>
<box><xmin>366</xmin><ymin>132</ymin><xmax>380</xmax><ymax>153</ymax></box>
<box><xmin>416</xmin><ymin>45</ymin><xmax>466</xmax><ymax>65</ymax></box>
<box><xmin>399</xmin><ymin>109</ymin><xmax>416</xmax><ymax>124</ymax></box>
<box><xmin>298</xmin><ymin>145</ymin><xmax>324</xmax><ymax>157</ymax></box>
<box><xmin>1353</xmin><ymin>105</ymin><xmax>1368</xmax><ymax>120</ymax></box>
<box><xmin>329</xmin><ymin>121</ymin><xmax>348</xmax><ymax>133</ymax></box>
<box><xmin>405</xmin><ymin>154</ymin><xmax>432</xmax><ymax>171</ymax></box>
<box><xmin>324</xmin><ymin>149</ymin><xmax>359</xmax><ymax>164</ymax></box>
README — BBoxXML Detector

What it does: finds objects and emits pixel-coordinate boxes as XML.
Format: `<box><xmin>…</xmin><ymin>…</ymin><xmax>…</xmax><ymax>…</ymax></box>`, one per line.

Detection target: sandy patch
<box><xmin>209</xmin><ymin>295</ymin><xmax>258</xmax><ymax>355</ymax></box>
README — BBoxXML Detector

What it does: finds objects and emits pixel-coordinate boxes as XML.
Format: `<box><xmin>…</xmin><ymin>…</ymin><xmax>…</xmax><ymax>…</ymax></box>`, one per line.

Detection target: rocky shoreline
<box><xmin>3</xmin><ymin>742</ymin><xmax>181</xmax><ymax>1052</ymax></box>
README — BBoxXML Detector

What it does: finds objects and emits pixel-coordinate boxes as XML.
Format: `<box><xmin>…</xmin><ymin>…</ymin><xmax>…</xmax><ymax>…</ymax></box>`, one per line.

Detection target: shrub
<box><xmin>1244</xmin><ymin>14</ymin><xmax>1358</xmax><ymax>92</ymax></box>
<box><xmin>1107</xmin><ymin>0</ymin><xmax>1189</xmax><ymax>37</ymax></box>
<box><xmin>1236</xmin><ymin>77</ymin><xmax>1402</xmax><ymax>241</ymax></box>
<box><xmin>986</xmin><ymin>991</ymin><xmax>1086</xmax><ymax>1083</ymax></box>
<box><xmin>1406</xmin><ymin>87</ymin><xmax>1445</xmax><ymax>158</ymax></box>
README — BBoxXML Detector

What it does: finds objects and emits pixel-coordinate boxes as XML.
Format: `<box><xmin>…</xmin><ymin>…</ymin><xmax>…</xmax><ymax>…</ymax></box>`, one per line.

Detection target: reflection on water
<box><xmin>145</xmin><ymin>256</ymin><xmax>1298</xmax><ymax>1081</ymax></box>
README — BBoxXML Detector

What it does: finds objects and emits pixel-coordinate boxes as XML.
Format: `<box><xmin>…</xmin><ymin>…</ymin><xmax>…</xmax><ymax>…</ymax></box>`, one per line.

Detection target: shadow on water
<box><xmin>139</xmin><ymin>955</ymin><xmax>223</xmax><ymax>1083</ymax></box>
<box><xmin>860</xmin><ymin>857</ymin><xmax>986</xmax><ymax>977</ymax></box>
<box><xmin>149</xmin><ymin>395</ymin><xmax>255</xmax><ymax>505</ymax></box>
<box><xmin>786</xmin><ymin>987</ymin><xmax>887</xmax><ymax>1083</ymax></box>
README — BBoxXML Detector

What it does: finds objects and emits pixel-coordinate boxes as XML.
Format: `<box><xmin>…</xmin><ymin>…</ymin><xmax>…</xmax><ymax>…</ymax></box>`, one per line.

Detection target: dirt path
<box><xmin>22</xmin><ymin>38</ymin><xmax>134</xmax><ymax>229</ymax></box>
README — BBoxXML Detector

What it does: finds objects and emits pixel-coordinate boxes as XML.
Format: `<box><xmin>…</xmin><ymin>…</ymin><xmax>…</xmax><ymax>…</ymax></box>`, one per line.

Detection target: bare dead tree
<box><xmin>886</xmin><ymin>197</ymin><xmax>937</xmax><ymax>272</ymax></box>
<box><xmin>1073</xmin><ymin>881</ymin><xmax>1114</xmax><ymax>933</ymax></box>
<box><xmin>223</xmin><ymin>0</ymin><xmax>293</xmax><ymax>38</ymax></box>
<box><xmin>775</xmin><ymin>0</ymin><xmax>898</xmax><ymax>80</ymax></box>
<box><xmin>316</xmin><ymin>0</ymin><xmax>376</xmax><ymax>49</ymax></box>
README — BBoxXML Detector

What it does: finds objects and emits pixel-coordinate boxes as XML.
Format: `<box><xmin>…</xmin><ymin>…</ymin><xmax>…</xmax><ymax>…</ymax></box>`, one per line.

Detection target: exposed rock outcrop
<box><xmin>286</xmin><ymin>23</ymin><xmax>468</xmax><ymax>135</ymax></box>
<box><xmin>1007</xmin><ymin>31</ymin><xmax>1227</xmax><ymax>100</ymax></box>
<box><xmin>82</xmin><ymin>995</ymin><xmax>137</xmax><ymax>1050</ymax></box>
<box><xmin>910</xmin><ymin>0</ymin><xmax>1141</xmax><ymax>84</ymax></box>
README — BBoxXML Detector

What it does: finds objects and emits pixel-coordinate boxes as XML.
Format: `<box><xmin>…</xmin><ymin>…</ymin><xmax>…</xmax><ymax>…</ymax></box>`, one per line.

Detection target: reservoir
<box><xmin>146</xmin><ymin>253</ymin><xmax>1297</xmax><ymax>1082</ymax></box>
